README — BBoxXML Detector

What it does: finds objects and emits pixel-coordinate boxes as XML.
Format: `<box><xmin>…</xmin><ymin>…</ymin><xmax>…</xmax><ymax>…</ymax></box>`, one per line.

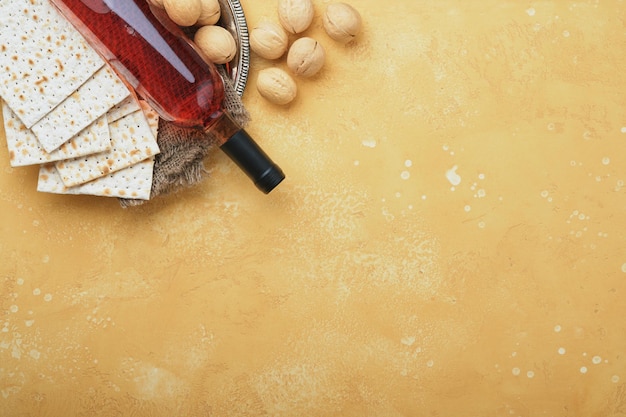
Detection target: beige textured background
<box><xmin>2</xmin><ymin>1</ymin><xmax>626</xmax><ymax>416</ymax></box>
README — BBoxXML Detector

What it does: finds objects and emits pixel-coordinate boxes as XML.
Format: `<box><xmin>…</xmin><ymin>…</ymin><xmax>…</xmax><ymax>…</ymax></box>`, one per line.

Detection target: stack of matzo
<box><xmin>0</xmin><ymin>0</ymin><xmax>160</xmax><ymax>201</ymax></box>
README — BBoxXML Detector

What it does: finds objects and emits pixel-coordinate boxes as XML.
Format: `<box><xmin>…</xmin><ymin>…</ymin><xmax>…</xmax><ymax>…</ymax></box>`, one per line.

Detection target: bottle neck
<box><xmin>210</xmin><ymin>113</ymin><xmax>285</xmax><ymax>194</ymax></box>
<box><xmin>208</xmin><ymin>111</ymin><xmax>242</xmax><ymax>146</ymax></box>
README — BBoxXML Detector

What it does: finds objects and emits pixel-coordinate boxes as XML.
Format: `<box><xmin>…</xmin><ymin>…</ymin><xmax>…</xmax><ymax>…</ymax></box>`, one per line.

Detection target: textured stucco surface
<box><xmin>1</xmin><ymin>1</ymin><xmax>626</xmax><ymax>416</ymax></box>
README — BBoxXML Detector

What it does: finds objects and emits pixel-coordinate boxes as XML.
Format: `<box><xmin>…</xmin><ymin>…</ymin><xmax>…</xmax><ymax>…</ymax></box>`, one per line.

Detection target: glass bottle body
<box><xmin>51</xmin><ymin>0</ymin><xmax>225</xmax><ymax>130</ymax></box>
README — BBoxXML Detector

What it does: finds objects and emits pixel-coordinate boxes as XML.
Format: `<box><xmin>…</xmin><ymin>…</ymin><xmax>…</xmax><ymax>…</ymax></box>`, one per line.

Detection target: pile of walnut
<box><xmin>148</xmin><ymin>0</ymin><xmax>238</xmax><ymax>65</ymax></box>
<box><xmin>149</xmin><ymin>0</ymin><xmax>361</xmax><ymax>105</ymax></box>
<box><xmin>251</xmin><ymin>0</ymin><xmax>362</xmax><ymax>105</ymax></box>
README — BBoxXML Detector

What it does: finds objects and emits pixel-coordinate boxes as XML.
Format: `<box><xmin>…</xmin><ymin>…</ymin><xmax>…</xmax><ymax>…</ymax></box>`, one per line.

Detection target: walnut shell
<box><xmin>163</xmin><ymin>0</ymin><xmax>202</xmax><ymax>27</ymax></box>
<box><xmin>194</xmin><ymin>25</ymin><xmax>237</xmax><ymax>64</ymax></box>
<box><xmin>250</xmin><ymin>22</ymin><xmax>289</xmax><ymax>60</ymax></box>
<box><xmin>323</xmin><ymin>2</ymin><xmax>362</xmax><ymax>44</ymax></box>
<box><xmin>256</xmin><ymin>68</ymin><xmax>297</xmax><ymax>105</ymax></box>
<box><xmin>287</xmin><ymin>37</ymin><xmax>325</xmax><ymax>77</ymax></box>
<box><xmin>198</xmin><ymin>0</ymin><xmax>221</xmax><ymax>25</ymax></box>
<box><xmin>277</xmin><ymin>0</ymin><xmax>314</xmax><ymax>34</ymax></box>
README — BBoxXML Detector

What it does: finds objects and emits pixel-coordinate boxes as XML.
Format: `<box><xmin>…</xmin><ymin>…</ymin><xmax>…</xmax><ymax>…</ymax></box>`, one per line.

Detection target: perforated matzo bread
<box><xmin>38</xmin><ymin>157</ymin><xmax>155</xmax><ymax>200</ymax></box>
<box><xmin>3</xmin><ymin>101</ymin><xmax>110</xmax><ymax>167</ymax></box>
<box><xmin>55</xmin><ymin>110</ymin><xmax>160</xmax><ymax>187</ymax></box>
<box><xmin>30</xmin><ymin>66</ymin><xmax>130</xmax><ymax>153</ymax></box>
<box><xmin>0</xmin><ymin>0</ymin><xmax>104</xmax><ymax>127</ymax></box>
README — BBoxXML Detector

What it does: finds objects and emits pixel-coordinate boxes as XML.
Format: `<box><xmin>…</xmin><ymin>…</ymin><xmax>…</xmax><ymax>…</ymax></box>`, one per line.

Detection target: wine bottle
<box><xmin>49</xmin><ymin>0</ymin><xmax>285</xmax><ymax>193</ymax></box>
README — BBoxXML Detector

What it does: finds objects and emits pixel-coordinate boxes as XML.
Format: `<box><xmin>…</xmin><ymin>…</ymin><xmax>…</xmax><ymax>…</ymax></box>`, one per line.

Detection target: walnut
<box><xmin>287</xmin><ymin>37</ymin><xmax>325</xmax><ymax>77</ymax></box>
<box><xmin>323</xmin><ymin>2</ymin><xmax>362</xmax><ymax>44</ymax></box>
<box><xmin>194</xmin><ymin>25</ymin><xmax>237</xmax><ymax>64</ymax></box>
<box><xmin>197</xmin><ymin>0</ymin><xmax>221</xmax><ymax>25</ymax></box>
<box><xmin>250</xmin><ymin>22</ymin><xmax>289</xmax><ymax>60</ymax></box>
<box><xmin>277</xmin><ymin>0</ymin><xmax>314</xmax><ymax>34</ymax></box>
<box><xmin>163</xmin><ymin>0</ymin><xmax>202</xmax><ymax>27</ymax></box>
<box><xmin>256</xmin><ymin>68</ymin><xmax>298</xmax><ymax>105</ymax></box>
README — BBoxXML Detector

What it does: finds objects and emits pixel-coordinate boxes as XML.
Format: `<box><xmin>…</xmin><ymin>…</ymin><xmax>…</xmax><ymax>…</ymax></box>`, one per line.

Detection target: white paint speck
<box><xmin>9</xmin><ymin>305</ymin><xmax>18</xmax><ymax>313</ymax></box>
<box><xmin>512</xmin><ymin>367</ymin><xmax>521</xmax><ymax>376</ymax></box>
<box><xmin>361</xmin><ymin>139</ymin><xmax>377</xmax><ymax>148</ymax></box>
<box><xmin>25</xmin><ymin>320</ymin><xmax>34</xmax><ymax>327</ymax></box>
<box><xmin>562</xmin><ymin>30</ymin><xmax>570</xmax><ymax>37</ymax></box>
<box><xmin>526</xmin><ymin>7</ymin><xmax>536</xmax><ymax>16</ymax></box>
<box><xmin>42</xmin><ymin>255</ymin><xmax>49</xmax><ymax>264</ymax></box>
<box><xmin>16</xmin><ymin>278</ymin><xmax>24</xmax><ymax>286</ymax></box>
<box><xmin>602</xmin><ymin>157</ymin><xmax>611</xmax><ymax>166</ymax></box>
<box><xmin>622</xmin><ymin>263</ymin><xmax>626</xmax><ymax>273</ymax></box>
<box><xmin>527</xmin><ymin>371</ymin><xmax>535</xmax><ymax>379</ymax></box>
<box><xmin>554</xmin><ymin>325</ymin><xmax>562</xmax><ymax>333</ymax></box>
<box><xmin>547</xmin><ymin>122</ymin><xmax>556</xmax><ymax>131</ymax></box>
<box><xmin>558</xmin><ymin>347</ymin><xmax>566</xmax><ymax>355</ymax></box>
<box><xmin>29</xmin><ymin>349</ymin><xmax>41</xmax><ymax>360</ymax></box>
<box><xmin>621</xmin><ymin>127</ymin><xmax>626</xmax><ymax>134</ymax></box>
<box><xmin>353</xmin><ymin>160</ymin><xmax>360</xmax><ymax>166</ymax></box>
<box><xmin>43</xmin><ymin>294</ymin><xmax>52</xmax><ymax>302</ymax></box>
<box><xmin>405</xmin><ymin>160</ymin><xmax>413</xmax><ymax>168</ymax></box>
<box><xmin>401</xmin><ymin>336</ymin><xmax>416</xmax><ymax>346</ymax></box>
<box><xmin>401</xmin><ymin>170</ymin><xmax>411</xmax><ymax>180</ymax></box>
<box><xmin>478</xmin><ymin>221</ymin><xmax>486</xmax><ymax>229</ymax></box>
<box><xmin>446</xmin><ymin>165</ymin><xmax>462</xmax><ymax>186</ymax></box>
<box><xmin>580</xmin><ymin>366</ymin><xmax>588</xmax><ymax>374</ymax></box>
<box><xmin>33</xmin><ymin>288</ymin><xmax>41</xmax><ymax>296</ymax></box>
<box><xmin>478</xmin><ymin>173</ymin><xmax>485</xmax><ymax>180</ymax></box>
<box><xmin>395</xmin><ymin>192</ymin><xmax>402</xmax><ymax>198</ymax></box>
<box><xmin>421</xmin><ymin>195</ymin><xmax>427</xmax><ymax>200</ymax></box>
<box><xmin>426</xmin><ymin>360</ymin><xmax>434</xmax><ymax>368</ymax></box>
<box><xmin>477</xmin><ymin>189</ymin><xmax>486</xmax><ymax>198</ymax></box>
<box><xmin>541</xmin><ymin>190</ymin><xmax>549</xmax><ymax>198</ymax></box>
<box><xmin>612</xmin><ymin>375</ymin><xmax>620</xmax><ymax>383</ymax></box>
<box><xmin>592</xmin><ymin>356</ymin><xmax>602</xmax><ymax>365</ymax></box>
<box><xmin>464</xmin><ymin>205</ymin><xmax>472</xmax><ymax>212</ymax></box>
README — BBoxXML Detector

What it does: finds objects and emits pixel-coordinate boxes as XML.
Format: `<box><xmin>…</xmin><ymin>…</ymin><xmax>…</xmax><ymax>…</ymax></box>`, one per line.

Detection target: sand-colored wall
<box><xmin>1</xmin><ymin>1</ymin><xmax>626</xmax><ymax>415</ymax></box>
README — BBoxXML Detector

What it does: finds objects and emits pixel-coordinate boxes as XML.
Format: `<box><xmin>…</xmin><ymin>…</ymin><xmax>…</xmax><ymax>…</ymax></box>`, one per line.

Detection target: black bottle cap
<box><xmin>220</xmin><ymin>130</ymin><xmax>285</xmax><ymax>194</ymax></box>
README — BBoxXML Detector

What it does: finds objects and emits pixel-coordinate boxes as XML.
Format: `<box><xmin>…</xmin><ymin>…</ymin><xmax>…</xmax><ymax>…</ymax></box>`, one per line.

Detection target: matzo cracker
<box><xmin>0</xmin><ymin>0</ymin><xmax>103</xmax><ymax>127</ymax></box>
<box><xmin>107</xmin><ymin>95</ymin><xmax>142</xmax><ymax>124</ymax></box>
<box><xmin>3</xmin><ymin>101</ymin><xmax>110</xmax><ymax>167</ymax></box>
<box><xmin>55</xmin><ymin>110</ymin><xmax>160</xmax><ymax>187</ymax></box>
<box><xmin>38</xmin><ymin>157</ymin><xmax>155</xmax><ymax>200</ymax></box>
<box><xmin>31</xmin><ymin>66</ymin><xmax>130</xmax><ymax>153</ymax></box>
